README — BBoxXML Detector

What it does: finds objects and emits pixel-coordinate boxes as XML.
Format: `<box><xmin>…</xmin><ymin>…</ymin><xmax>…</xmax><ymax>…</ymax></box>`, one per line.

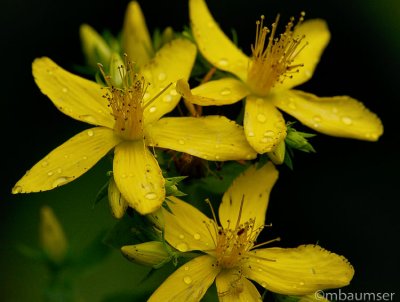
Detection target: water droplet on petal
<box><xmin>177</xmin><ymin>242</ymin><xmax>189</xmax><ymax>252</ymax></box>
<box><xmin>193</xmin><ymin>233</ymin><xmax>201</xmax><ymax>240</ymax></box>
<box><xmin>163</xmin><ymin>94</ymin><xmax>172</xmax><ymax>102</ymax></box>
<box><xmin>52</xmin><ymin>177</ymin><xmax>69</xmax><ymax>188</ymax></box>
<box><xmin>305</xmin><ymin>70</ymin><xmax>312</xmax><ymax>77</ymax></box>
<box><xmin>215</xmin><ymin>155</ymin><xmax>221</xmax><ymax>160</ymax></box>
<box><xmin>183</xmin><ymin>276</ymin><xmax>192</xmax><ymax>285</ymax></box>
<box><xmin>47</xmin><ymin>171</ymin><xmax>54</xmax><ymax>176</ymax></box>
<box><xmin>257</xmin><ymin>114</ymin><xmax>267</xmax><ymax>123</ymax></box>
<box><xmin>264</xmin><ymin>130</ymin><xmax>275</xmax><ymax>137</ymax></box>
<box><xmin>62</xmin><ymin>87</ymin><xmax>68</xmax><ymax>93</ymax></box>
<box><xmin>144</xmin><ymin>92</ymin><xmax>150</xmax><ymax>100</ymax></box>
<box><xmin>87</xmin><ymin>130</ymin><xmax>94</xmax><ymax>137</ymax></box>
<box><xmin>12</xmin><ymin>186</ymin><xmax>23</xmax><ymax>194</ymax></box>
<box><xmin>218</xmin><ymin>58</ymin><xmax>228</xmax><ymax>67</ymax></box>
<box><xmin>82</xmin><ymin>156</ymin><xmax>88</xmax><ymax>160</ymax></box>
<box><xmin>341</xmin><ymin>116</ymin><xmax>353</xmax><ymax>125</ymax></box>
<box><xmin>178</xmin><ymin>139</ymin><xmax>185</xmax><ymax>145</ymax></box>
<box><xmin>220</xmin><ymin>88</ymin><xmax>231</xmax><ymax>96</ymax></box>
<box><xmin>158</xmin><ymin>72</ymin><xmax>167</xmax><ymax>81</ymax></box>
<box><xmin>145</xmin><ymin>192</ymin><xmax>157</xmax><ymax>200</ymax></box>
<box><xmin>121</xmin><ymin>174</ymin><xmax>127</xmax><ymax>179</ymax></box>
<box><xmin>261</xmin><ymin>137</ymin><xmax>273</xmax><ymax>143</ymax></box>
<box><xmin>258</xmin><ymin>268</ymin><xmax>263</xmax><ymax>272</ymax></box>
<box><xmin>313</xmin><ymin>115</ymin><xmax>322</xmax><ymax>123</ymax></box>
<box><xmin>179</xmin><ymin>234</ymin><xmax>185</xmax><ymax>239</ymax></box>
<box><xmin>149</xmin><ymin>106</ymin><xmax>157</xmax><ymax>113</ymax></box>
<box><xmin>170</xmin><ymin>88</ymin><xmax>178</xmax><ymax>96</ymax></box>
<box><xmin>248</xmin><ymin>131</ymin><xmax>255</xmax><ymax>137</ymax></box>
<box><xmin>80</xmin><ymin>115</ymin><xmax>97</xmax><ymax>124</ymax></box>
<box><xmin>246</xmin><ymin>154</ymin><xmax>253</xmax><ymax>159</ymax></box>
<box><xmin>300</xmin><ymin>281</ymin><xmax>305</xmax><ymax>286</ymax></box>
<box><xmin>261</xmin><ymin>282</ymin><xmax>267</xmax><ymax>287</ymax></box>
<box><xmin>56</xmin><ymin>168</ymin><xmax>62</xmax><ymax>174</ymax></box>
<box><xmin>41</xmin><ymin>161</ymin><xmax>49</xmax><ymax>167</ymax></box>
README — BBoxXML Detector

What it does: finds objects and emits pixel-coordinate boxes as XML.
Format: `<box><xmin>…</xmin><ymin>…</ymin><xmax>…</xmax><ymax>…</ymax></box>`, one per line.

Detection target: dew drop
<box><xmin>184</xmin><ymin>266</ymin><xmax>189</xmax><ymax>271</ymax></box>
<box><xmin>87</xmin><ymin>130</ymin><xmax>94</xmax><ymax>137</ymax></box>
<box><xmin>220</xmin><ymin>88</ymin><xmax>231</xmax><ymax>96</ymax></box>
<box><xmin>144</xmin><ymin>92</ymin><xmax>150</xmax><ymax>100</ymax></box>
<box><xmin>158</xmin><ymin>72</ymin><xmax>167</xmax><ymax>81</ymax></box>
<box><xmin>52</xmin><ymin>177</ymin><xmax>69</xmax><ymax>188</ymax></box>
<box><xmin>179</xmin><ymin>234</ymin><xmax>185</xmax><ymax>239</ymax></box>
<box><xmin>145</xmin><ymin>192</ymin><xmax>157</xmax><ymax>200</ymax></box>
<box><xmin>305</xmin><ymin>70</ymin><xmax>312</xmax><ymax>77</ymax></box>
<box><xmin>257</xmin><ymin>114</ymin><xmax>267</xmax><ymax>123</ymax></box>
<box><xmin>263</xmin><ymin>130</ymin><xmax>275</xmax><ymax>137</ymax></box>
<box><xmin>247</xmin><ymin>131</ymin><xmax>255</xmax><ymax>137</ymax></box>
<box><xmin>177</xmin><ymin>242</ymin><xmax>189</xmax><ymax>252</ymax></box>
<box><xmin>56</xmin><ymin>168</ymin><xmax>62</xmax><ymax>174</ymax></box>
<box><xmin>62</xmin><ymin>87</ymin><xmax>68</xmax><ymax>93</ymax></box>
<box><xmin>261</xmin><ymin>282</ymin><xmax>267</xmax><ymax>288</ymax></box>
<box><xmin>246</xmin><ymin>154</ymin><xmax>253</xmax><ymax>159</ymax></box>
<box><xmin>12</xmin><ymin>186</ymin><xmax>23</xmax><ymax>194</ymax></box>
<box><xmin>47</xmin><ymin>171</ymin><xmax>54</xmax><ymax>176</ymax></box>
<box><xmin>178</xmin><ymin>139</ymin><xmax>185</xmax><ymax>145</ymax></box>
<box><xmin>183</xmin><ymin>276</ymin><xmax>192</xmax><ymax>285</ymax></box>
<box><xmin>41</xmin><ymin>161</ymin><xmax>49</xmax><ymax>167</ymax></box>
<box><xmin>261</xmin><ymin>137</ymin><xmax>273</xmax><ymax>143</ymax></box>
<box><xmin>341</xmin><ymin>116</ymin><xmax>353</xmax><ymax>125</ymax></box>
<box><xmin>313</xmin><ymin>115</ymin><xmax>322</xmax><ymax>123</ymax></box>
<box><xmin>82</xmin><ymin>156</ymin><xmax>88</xmax><ymax>160</ymax></box>
<box><xmin>170</xmin><ymin>88</ymin><xmax>178</xmax><ymax>96</ymax></box>
<box><xmin>258</xmin><ymin>268</ymin><xmax>263</xmax><ymax>272</ymax></box>
<box><xmin>218</xmin><ymin>58</ymin><xmax>228</xmax><ymax>66</ymax></box>
<box><xmin>149</xmin><ymin>106</ymin><xmax>157</xmax><ymax>113</ymax></box>
<box><xmin>163</xmin><ymin>94</ymin><xmax>172</xmax><ymax>102</ymax></box>
<box><xmin>121</xmin><ymin>173</ymin><xmax>127</xmax><ymax>179</ymax></box>
<box><xmin>215</xmin><ymin>155</ymin><xmax>221</xmax><ymax>160</ymax></box>
<box><xmin>288</xmin><ymin>100</ymin><xmax>297</xmax><ymax>110</ymax></box>
<box><xmin>193</xmin><ymin>233</ymin><xmax>201</xmax><ymax>240</ymax></box>
<box><xmin>300</xmin><ymin>281</ymin><xmax>305</xmax><ymax>286</ymax></box>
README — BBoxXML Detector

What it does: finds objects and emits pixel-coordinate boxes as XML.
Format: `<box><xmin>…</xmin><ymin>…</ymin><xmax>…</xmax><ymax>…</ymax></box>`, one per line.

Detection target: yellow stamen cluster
<box><xmin>100</xmin><ymin>59</ymin><xmax>146</xmax><ymax>140</ymax></box>
<box><xmin>247</xmin><ymin>13</ymin><xmax>307</xmax><ymax>96</ymax></box>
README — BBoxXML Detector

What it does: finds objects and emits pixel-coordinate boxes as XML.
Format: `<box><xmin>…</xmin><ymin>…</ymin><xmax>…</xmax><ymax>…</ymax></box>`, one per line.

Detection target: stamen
<box><xmin>252</xmin><ymin>237</ymin><xmax>281</xmax><ymax>249</ymax></box>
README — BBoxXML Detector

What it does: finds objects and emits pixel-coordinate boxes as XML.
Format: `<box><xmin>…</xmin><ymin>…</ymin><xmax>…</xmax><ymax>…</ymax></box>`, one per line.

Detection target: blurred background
<box><xmin>1</xmin><ymin>0</ymin><xmax>399</xmax><ymax>300</ymax></box>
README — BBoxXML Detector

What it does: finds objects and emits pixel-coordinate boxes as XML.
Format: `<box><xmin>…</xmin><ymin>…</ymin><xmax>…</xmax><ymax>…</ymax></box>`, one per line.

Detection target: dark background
<box><xmin>1</xmin><ymin>0</ymin><xmax>399</xmax><ymax>301</ymax></box>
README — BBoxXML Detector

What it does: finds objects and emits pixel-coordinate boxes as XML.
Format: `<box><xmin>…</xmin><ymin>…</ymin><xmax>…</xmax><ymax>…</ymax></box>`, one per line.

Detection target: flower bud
<box><xmin>121</xmin><ymin>241</ymin><xmax>170</xmax><ymax>267</ymax></box>
<box><xmin>108</xmin><ymin>176</ymin><xmax>128</xmax><ymax>219</ymax></box>
<box><xmin>267</xmin><ymin>140</ymin><xmax>286</xmax><ymax>165</ymax></box>
<box><xmin>80</xmin><ymin>24</ymin><xmax>112</xmax><ymax>68</ymax></box>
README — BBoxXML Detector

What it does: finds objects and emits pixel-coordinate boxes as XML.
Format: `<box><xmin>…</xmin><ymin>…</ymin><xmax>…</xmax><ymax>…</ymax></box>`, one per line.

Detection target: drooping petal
<box><xmin>274</xmin><ymin>19</ymin><xmax>331</xmax><ymax>91</ymax></box>
<box><xmin>122</xmin><ymin>1</ymin><xmax>153</xmax><ymax>67</ymax></box>
<box><xmin>33</xmin><ymin>57</ymin><xmax>114</xmax><ymax>128</ymax></box>
<box><xmin>146</xmin><ymin>116</ymin><xmax>257</xmax><ymax>161</ymax></box>
<box><xmin>79</xmin><ymin>24</ymin><xmax>112</xmax><ymax>68</ymax></box>
<box><xmin>189</xmin><ymin>0</ymin><xmax>249</xmax><ymax>81</ymax></box>
<box><xmin>219</xmin><ymin>162</ymin><xmax>278</xmax><ymax>231</ymax></box>
<box><xmin>148</xmin><ymin>255</ymin><xmax>219</xmax><ymax>302</ymax></box>
<box><xmin>141</xmin><ymin>39</ymin><xmax>197</xmax><ymax>123</ymax></box>
<box><xmin>113</xmin><ymin>140</ymin><xmax>165</xmax><ymax>215</ymax></box>
<box><xmin>244</xmin><ymin>96</ymin><xmax>287</xmax><ymax>153</ymax></box>
<box><xmin>272</xmin><ymin>90</ymin><xmax>383</xmax><ymax>141</ymax></box>
<box><xmin>12</xmin><ymin>127</ymin><xmax>120</xmax><ymax>194</ymax></box>
<box><xmin>242</xmin><ymin>245</ymin><xmax>354</xmax><ymax>295</ymax></box>
<box><xmin>216</xmin><ymin>270</ymin><xmax>262</xmax><ymax>302</ymax></box>
<box><xmin>163</xmin><ymin>196</ymin><xmax>217</xmax><ymax>252</ymax></box>
<box><xmin>177</xmin><ymin>78</ymin><xmax>250</xmax><ymax>106</ymax></box>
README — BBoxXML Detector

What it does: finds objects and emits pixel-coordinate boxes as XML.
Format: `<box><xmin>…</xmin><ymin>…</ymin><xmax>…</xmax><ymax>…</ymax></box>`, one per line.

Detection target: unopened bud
<box><xmin>267</xmin><ymin>140</ymin><xmax>286</xmax><ymax>165</ymax></box>
<box><xmin>80</xmin><ymin>24</ymin><xmax>112</xmax><ymax>68</ymax></box>
<box><xmin>121</xmin><ymin>241</ymin><xmax>170</xmax><ymax>267</ymax></box>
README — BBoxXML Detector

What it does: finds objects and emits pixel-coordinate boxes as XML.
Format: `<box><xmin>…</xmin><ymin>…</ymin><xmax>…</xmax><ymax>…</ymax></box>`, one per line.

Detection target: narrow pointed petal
<box><xmin>272</xmin><ymin>90</ymin><xmax>383</xmax><ymax>141</ymax></box>
<box><xmin>141</xmin><ymin>39</ymin><xmax>197</xmax><ymax>123</ymax></box>
<box><xmin>163</xmin><ymin>196</ymin><xmax>217</xmax><ymax>252</ymax></box>
<box><xmin>216</xmin><ymin>270</ymin><xmax>262</xmax><ymax>302</ymax></box>
<box><xmin>219</xmin><ymin>163</ymin><xmax>278</xmax><ymax>230</ymax></box>
<box><xmin>79</xmin><ymin>24</ymin><xmax>112</xmax><ymax>68</ymax></box>
<box><xmin>177</xmin><ymin>78</ymin><xmax>250</xmax><ymax>106</ymax></box>
<box><xmin>33</xmin><ymin>57</ymin><xmax>114</xmax><ymax>128</ymax></box>
<box><xmin>146</xmin><ymin>116</ymin><xmax>257</xmax><ymax>161</ymax></box>
<box><xmin>149</xmin><ymin>255</ymin><xmax>219</xmax><ymax>302</ymax></box>
<box><xmin>243</xmin><ymin>245</ymin><xmax>354</xmax><ymax>295</ymax></box>
<box><xmin>13</xmin><ymin>127</ymin><xmax>120</xmax><ymax>194</ymax></box>
<box><xmin>108</xmin><ymin>176</ymin><xmax>128</xmax><ymax>219</ymax></box>
<box><xmin>113</xmin><ymin>140</ymin><xmax>165</xmax><ymax>215</ymax></box>
<box><xmin>123</xmin><ymin>1</ymin><xmax>153</xmax><ymax>67</ymax></box>
<box><xmin>274</xmin><ymin>19</ymin><xmax>331</xmax><ymax>91</ymax></box>
<box><xmin>189</xmin><ymin>0</ymin><xmax>249</xmax><ymax>81</ymax></box>
<box><xmin>244</xmin><ymin>96</ymin><xmax>287</xmax><ymax>153</ymax></box>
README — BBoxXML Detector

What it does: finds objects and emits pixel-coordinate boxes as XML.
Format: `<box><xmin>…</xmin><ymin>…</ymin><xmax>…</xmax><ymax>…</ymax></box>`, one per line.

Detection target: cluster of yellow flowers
<box><xmin>13</xmin><ymin>0</ymin><xmax>383</xmax><ymax>301</ymax></box>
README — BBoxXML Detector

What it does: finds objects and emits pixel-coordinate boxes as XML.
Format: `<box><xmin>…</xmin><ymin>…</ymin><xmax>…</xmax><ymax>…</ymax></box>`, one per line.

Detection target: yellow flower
<box><xmin>12</xmin><ymin>38</ymin><xmax>256</xmax><ymax>215</ymax></box>
<box><xmin>181</xmin><ymin>0</ymin><xmax>383</xmax><ymax>154</ymax></box>
<box><xmin>149</xmin><ymin>163</ymin><xmax>354</xmax><ymax>301</ymax></box>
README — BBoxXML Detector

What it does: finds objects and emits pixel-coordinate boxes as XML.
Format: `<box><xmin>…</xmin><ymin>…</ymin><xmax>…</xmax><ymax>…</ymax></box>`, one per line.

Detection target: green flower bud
<box><xmin>80</xmin><ymin>24</ymin><xmax>112</xmax><ymax>68</ymax></box>
<box><xmin>121</xmin><ymin>241</ymin><xmax>170</xmax><ymax>267</ymax></box>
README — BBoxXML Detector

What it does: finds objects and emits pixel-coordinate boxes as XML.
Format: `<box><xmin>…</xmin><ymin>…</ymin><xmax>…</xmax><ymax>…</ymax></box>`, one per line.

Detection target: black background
<box><xmin>1</xmin><ymin>0</ymin><xmax>399</xmax><ymax>300</ymax></box>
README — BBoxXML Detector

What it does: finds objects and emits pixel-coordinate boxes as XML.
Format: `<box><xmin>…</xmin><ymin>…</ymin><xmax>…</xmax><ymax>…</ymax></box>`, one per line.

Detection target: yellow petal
<box><xmin>189</xmin><ymin>0</ymin><xmax>249</xmax><ymax>81</ymax></box>
<box><xmin>122</xmin><ymin>1</ymin><xmax>153</xmax><ymax>67</ymax></box>
<box><xmin>219</xmin><ymin>163</ymin><xmax>278</xmax><ymax>231</ymax></box>
<box><xmin>216</xmin><ymin>270</ymin><xmax>262</xmax><ymax>302</ymax></box>
<box><xmin>79</xmin><ymin>24</ymin><xmax>112</xmax><ymax>68</ymax></box>
<box><xmin>272</xmin><ymin>90</ymin><xmax>383</xmax><ymax>141</ymax></box>
<box><xmin>108</xmin><ymin>176</ymin><xmax>128</xmax><ymax>219</ymax></box>
<box><xmin>141</xmin><ymin>39</ymin><xmax>197</xmax><ymax>123</ymax></box>
<box><xmin>163</xmin><ymin>196</ymin><xmax>217</xmax><ymax>252</ymax></box>
<box><xmin>12</xmin><ymin>127</ymin><xmax>120</xmax><ymax>194</ymax></box>
<box><xmin>121</xmin><ymin>241</ymin><xmax>170</xmax><ymax>267</ymax></box>
<box><xmin>243</xmin><ymin>245</ymin><xmax>355</xmax><ymax>295</ymax></box>
<box><xmin>146</xmin><ymin>116</ymin><xmax>257</xmax><ymax>161</ymax></box>
<box><xmin>40</xmin><ymin>206</ymin><xmax>68</xmax><ymax>263</ymax></box>
<box><xmin>274</xmin><ymin>19</ymin><xmax>331</xmax><ymax>91</ymax></box>
<box><xmin>148</xmin><ymin>255</ymin><xmax>219</xmax><ymax>302</ymax></box>
<box><xmin>33</xmin><ymin>57</ymin><xmax>114</xmax><ymax>128</ymax></box>
<box><xmin>113</xmin><ymin>140</ymin><xmax>165</xmax><ymax>215</ymax></box>
<box><xmin>177</xmin><ymin>78</ymin><xmax>250</xmax><ymax>106</ymax></box>
<box><xmin>244</xmin><ymin>96</ymin><xmax>287</xmax><ymax>153</ymax></box>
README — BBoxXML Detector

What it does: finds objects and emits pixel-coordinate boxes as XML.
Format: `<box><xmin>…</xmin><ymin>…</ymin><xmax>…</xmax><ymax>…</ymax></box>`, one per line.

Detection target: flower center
<box><xmin>246</xmin><ymin>13</ymin><xmax>307</xmax><ymax>96</ymax></box>
<box><xmin>100</xmin><ymin>60</ymin><xmax>146</xmax><ymax>140</ymax></box>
